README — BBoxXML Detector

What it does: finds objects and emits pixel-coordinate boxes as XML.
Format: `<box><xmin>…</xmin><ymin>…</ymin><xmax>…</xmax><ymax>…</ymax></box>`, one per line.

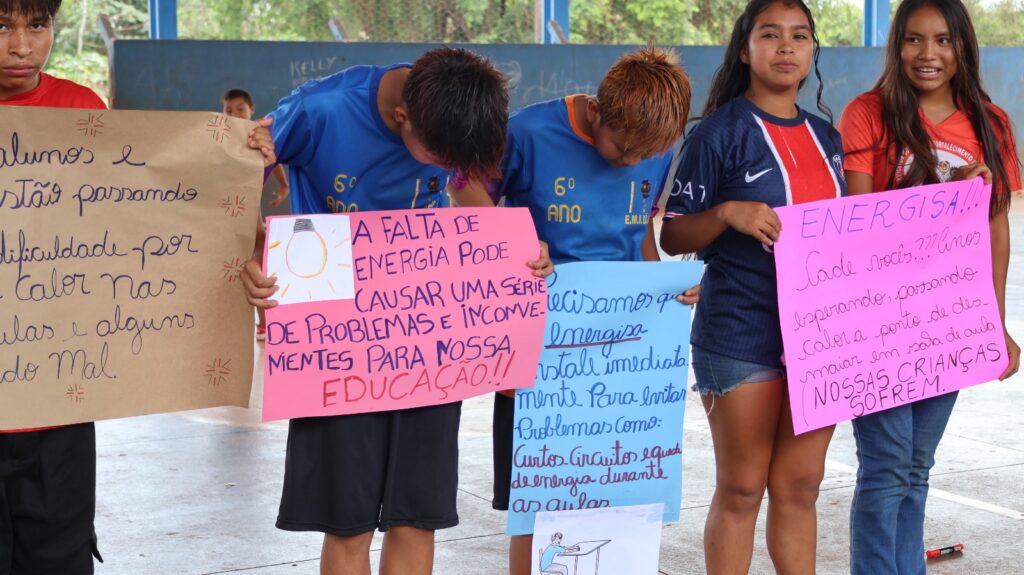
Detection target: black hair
<box><xmin>403</xmin><ymin>47</ymin><xmax>508</xmax><ymax>181</ymax></box>
<box><xmin>222</xmin><ymin>88</ymin><xmax>254</xmax><ymax>107</ymax></box>
<box><xmin>703</xmin><ymin>0</ymin><xmax>830</xmax><ymax>122</ymax></box>
<box><xmin>0</xmin><ymin>0</ymin><xmax>61</xmax><ymax>18</ymax></box>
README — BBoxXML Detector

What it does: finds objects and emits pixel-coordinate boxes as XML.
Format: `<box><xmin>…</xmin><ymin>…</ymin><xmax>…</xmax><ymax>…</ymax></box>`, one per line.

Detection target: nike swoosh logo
<box><xmin>745</xmin><ymin>168</ymin><xmax>773</xmax><ymax>183</ymax></box>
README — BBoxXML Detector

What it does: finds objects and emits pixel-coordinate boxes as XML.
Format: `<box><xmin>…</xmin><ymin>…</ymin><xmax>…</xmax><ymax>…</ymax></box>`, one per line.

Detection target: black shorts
<box><xmin>0</xmin><ymin>424</ymin><xmax>100</xmax><ymax>575</ymax></box>
<box><xmin>492</xmin><ymin>393</ymin><xmax>515</xmax><ymax>511</ymax></box>
<box><xmin>277</xmin><ymin>402</ymin><xmax>462</xmax><ymax>537</ymax></box>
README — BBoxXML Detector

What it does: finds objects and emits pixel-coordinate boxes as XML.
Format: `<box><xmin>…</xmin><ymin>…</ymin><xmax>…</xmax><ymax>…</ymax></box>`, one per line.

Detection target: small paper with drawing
<box><xmin>531</xmin><ymin>503</ymin><xmax>663</xmax><ymax>575</ymax></box>
<box><xmin>265</xmin><ymin>215</ymin><xmax>355</xmax><ymax>305</ymax></box>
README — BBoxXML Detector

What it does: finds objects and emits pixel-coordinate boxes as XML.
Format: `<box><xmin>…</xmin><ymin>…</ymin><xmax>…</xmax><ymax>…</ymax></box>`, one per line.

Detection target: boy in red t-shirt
<box><xmin>0</xmin><ymin>2</ymin><xmax>275</xmax><ymax>573</ymax></box>
<box><xmin>1</xmin><ymin>2</ymin><xmax>106</xmax><ymax>573</ymax></box>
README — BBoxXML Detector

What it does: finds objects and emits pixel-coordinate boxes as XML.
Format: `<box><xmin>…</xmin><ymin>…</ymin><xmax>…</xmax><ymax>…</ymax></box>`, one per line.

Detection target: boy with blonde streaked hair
<box><xmin>490</xmin><ymin>45</ymin><xmax>698</xmax><ymax>575</ymax></box>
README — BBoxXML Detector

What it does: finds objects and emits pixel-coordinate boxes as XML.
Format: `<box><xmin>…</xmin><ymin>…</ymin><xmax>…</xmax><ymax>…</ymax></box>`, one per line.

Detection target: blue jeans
<box><xmin>849</xmin><ymin>391</ymin><xmax>958</xmax><ymax>575</ymax></box>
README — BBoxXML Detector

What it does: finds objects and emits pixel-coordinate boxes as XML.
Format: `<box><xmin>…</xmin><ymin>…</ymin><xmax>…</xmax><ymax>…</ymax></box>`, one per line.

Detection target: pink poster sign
<box><xmin>774</xmin><ymin>179</ymin><xmax>1007</xmax><ymax>434</ymax></box>
<box><xmin>261</xmin><ymin>208</ymin><xmax>547</xmax><ymax>421</ymax></box>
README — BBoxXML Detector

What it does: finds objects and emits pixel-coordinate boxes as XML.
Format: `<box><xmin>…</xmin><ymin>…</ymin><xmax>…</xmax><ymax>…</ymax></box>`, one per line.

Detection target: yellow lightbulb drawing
<box><xmin>285</xmin><ymin>218</ymin><xmax>328</xmax><ymax>278</ymax></box>
<box><xmin>268</xmin><ymin>215</ymin><xmax>354</xmax><ymax>305</ymax></box>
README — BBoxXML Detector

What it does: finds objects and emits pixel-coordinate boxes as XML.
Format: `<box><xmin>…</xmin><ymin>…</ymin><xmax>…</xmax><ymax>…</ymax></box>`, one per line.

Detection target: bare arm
<box><xmin>641</xmin><ymin>220</ymin><xmax>660</xmax><ymax>262</ymax></box>
<box><xmin>659</xmin><ymin>206</ymin><xmax>729</xmax><ymax>255</ymax></box>
<box><xmin>991</xmin><ymin>207</ymin><xmax>1010</xmax><ymax>323</ymax></box>
<box><xmin>240</xmin><ymin>119</ymin><xmax>281</xmax><ymax>307</ymax></box>
<box><xmin>270</xmin><ymin>165</ymin><xmax>290</xmax><ymax>207</ymax></box>
<box><xmin>272</xmin><ymin>165</ymin><xmax>288</xmax><ymax>187</ymax></box>
<box><xmin>240</xmin><ymin>217</ymin><xmax>279</xmax><ymax>309</ymax></box>
<box><xmin>990</xmin><ymin>206</ymin><xmax>1019</xmax><ymax>379</ymax></box>
<box><xmin>844</xmin><ymin>171</ymin><xmax>873</xmax><ymax>196</ymax></box>
<box><xmin>659</xmin><ymin>201</ymin><xmax>780</xmax><ymax>255</ymax></box>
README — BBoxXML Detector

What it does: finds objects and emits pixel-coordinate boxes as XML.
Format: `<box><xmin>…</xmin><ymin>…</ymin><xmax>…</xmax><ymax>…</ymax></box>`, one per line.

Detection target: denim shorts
<box><xmin>691</xmin><ymin>346</ymin><xmax>786</xmax><ymax>397</ymax></box>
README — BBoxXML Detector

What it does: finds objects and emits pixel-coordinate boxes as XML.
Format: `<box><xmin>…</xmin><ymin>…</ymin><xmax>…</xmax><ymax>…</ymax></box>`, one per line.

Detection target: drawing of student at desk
<box><xmin>539</xmin><ymin>533</ymin><xmax>611</xmax><ymax>575</ymax></box>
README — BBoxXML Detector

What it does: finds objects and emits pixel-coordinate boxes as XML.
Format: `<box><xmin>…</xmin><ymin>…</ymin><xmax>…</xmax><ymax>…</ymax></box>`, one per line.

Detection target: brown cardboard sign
<box><xmin>0</xmin><ymin>107</ymin><xmax>262</xmax><ymax>429</ymax></box>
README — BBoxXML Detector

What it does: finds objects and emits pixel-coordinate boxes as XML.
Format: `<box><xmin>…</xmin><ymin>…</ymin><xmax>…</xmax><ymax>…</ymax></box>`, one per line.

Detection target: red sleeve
<box><xmin>838</xmin><ymin>92</ymin><xmax>884</xmax><ymax>177</ymax></box>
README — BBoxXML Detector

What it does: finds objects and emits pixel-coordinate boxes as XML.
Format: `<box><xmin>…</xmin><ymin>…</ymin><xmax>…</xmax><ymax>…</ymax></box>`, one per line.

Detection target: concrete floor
<box><xmin>94</xmin><ymin>210</ymin><xmax>1024</xmax><ymax>574</ymax></box>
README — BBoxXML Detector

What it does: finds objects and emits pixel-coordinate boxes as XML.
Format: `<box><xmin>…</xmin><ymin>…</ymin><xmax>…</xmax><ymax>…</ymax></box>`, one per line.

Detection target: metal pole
<box><xmin>542</xmin><ymin>0</ymin><xmax>570</xmax><ymax>44</ymax></box>
<box><xmin>863</xmin><ymin>0</ymin><xmax>890</xmax><ymax>47</ymax></box>
<box><xmin>149</xmin><ymin>0</ymin><xmax>178</xmax><ymax>39</ymax></box>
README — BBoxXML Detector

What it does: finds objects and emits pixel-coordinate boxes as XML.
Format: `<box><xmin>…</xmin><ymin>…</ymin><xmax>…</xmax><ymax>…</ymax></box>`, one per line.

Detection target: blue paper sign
<box><xmin>507</xmin><ymin>261</ymin><xmax>703</xmax><ymax>535</ymax></box>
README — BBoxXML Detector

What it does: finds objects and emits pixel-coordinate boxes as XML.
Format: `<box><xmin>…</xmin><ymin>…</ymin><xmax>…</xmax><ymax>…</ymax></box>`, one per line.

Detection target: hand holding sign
<box><xmin>0</xmin><ymin>107</ymin><xmax>262</xmax><ymax>429</ymax></box>
<box><xmin>774</xmin><ymin>179</ymin><xmax>1007</xmax><ymax>434</ymax></box>
<box><xmin>507</xmin><ymin>261</ymin><xmax>702</xmax><ymax>535</ymax></box>
<box><xmin>261</xmin><ymin>208</ymin><xmax>547</xmax><ymax>420</ymax></box>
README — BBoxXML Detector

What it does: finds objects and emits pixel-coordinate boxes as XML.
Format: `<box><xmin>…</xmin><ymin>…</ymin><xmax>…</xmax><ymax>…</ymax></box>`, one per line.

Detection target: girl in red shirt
<box><xmin>839</xmin><ymin>0</ymin><xmax>1020</xmax><ymax>572</ymax></box>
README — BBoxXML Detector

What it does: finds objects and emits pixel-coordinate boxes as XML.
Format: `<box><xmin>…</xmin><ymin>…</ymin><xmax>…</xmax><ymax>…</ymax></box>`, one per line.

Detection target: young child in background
<box><xmin>222</xmin><ymin>88</ymin><xmax>289</xmax><ymax>341</ymax></box>
<box><xmin>0</xmin><ymin>1</ymin><xmax>106</xmax><ymax>570</ymax></box>
<box><xmin>660</xmin><ymin>1</ymin><xmax>845</xmax><ymax>572</ymax></box>
<box><xmin>839</xmin><ymin>0</ymin><xmax>1020</xmax><ymax>572</ymax></box>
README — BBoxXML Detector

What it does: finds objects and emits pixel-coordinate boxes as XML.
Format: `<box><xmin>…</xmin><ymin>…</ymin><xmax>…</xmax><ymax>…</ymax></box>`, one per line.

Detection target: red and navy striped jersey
<box><xmin>664</xmin><ymin>96</ymin><xmax>845</xmax><ymax>367</ymax></box>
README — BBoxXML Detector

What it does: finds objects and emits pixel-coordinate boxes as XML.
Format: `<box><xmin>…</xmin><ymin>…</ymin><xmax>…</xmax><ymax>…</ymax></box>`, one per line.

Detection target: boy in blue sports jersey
<box><xmin>489</xmin><ymin>46</ymin><xmax>698</xmax><ymax>575</ymax></box>
<box><xmin>240</xmin><ymin>47</ymin><xmax>550</xmax><ymax>575</ymax></box>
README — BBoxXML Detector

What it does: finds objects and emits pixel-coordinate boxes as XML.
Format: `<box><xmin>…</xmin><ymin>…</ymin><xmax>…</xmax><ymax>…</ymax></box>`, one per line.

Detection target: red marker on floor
<box><xmin>926</xmin><ymin>543</ymin><xmax>964</xmax><ymax>559</ymax></box>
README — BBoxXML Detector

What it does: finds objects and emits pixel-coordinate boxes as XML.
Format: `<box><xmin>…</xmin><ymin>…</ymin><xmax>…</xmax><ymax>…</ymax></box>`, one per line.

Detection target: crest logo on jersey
<box><xmin>428</xmin><ymin>176</ymin><xmax>441</xmax><ymax>194</ymax></box>
<box><xmin>641</xmin><ymin>179</ymin><xmax>651</xmax><ymax>200</ymax></box>
<box><xmin>831</xmin><ymin>154</ymin><xmax>845</xmax><ymax>181</ymax></box>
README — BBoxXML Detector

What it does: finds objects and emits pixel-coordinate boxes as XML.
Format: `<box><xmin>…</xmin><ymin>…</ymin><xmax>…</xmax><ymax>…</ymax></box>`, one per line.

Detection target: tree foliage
<box><xmin>167</xmin><ymin>0</ymin><xmax>867</xmax><ymax>46</ymax></box>
<box><xmin>49</xmin><ymin>0</ymin><xmax>148</xmax><ymax>100</ymax></box>
<box><xmin>46</xmin><ymin>0</ymin><xmax>1024</xmax><ymax>101</ymax></box>
<box><xmin>964</xmin><ymin>0</ymin><xmax>1024</xmax><ymax>47</ymax></box>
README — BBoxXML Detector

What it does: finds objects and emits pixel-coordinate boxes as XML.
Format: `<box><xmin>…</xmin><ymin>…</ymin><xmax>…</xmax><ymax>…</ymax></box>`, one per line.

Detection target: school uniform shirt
<box><xmin>663</xmin><ymin>96</ymin><xmax>845</xmax><ymax>367</ymax></box>
<box><xmin>0</xmin><ymin>74</ymin><xmax>105</xmax><ymax>433</ymax></box>
<box><xmin>840</xmin><ymin>90</ymin><xmax>1022</xmax><ymax>193</ymax></box>
<box><xmin>500</xmin><ymin>96</ymin><xmax>671</xmax><ymax>264</ymax></box>
<box><xmin>270</xmin><ymin>64</ymin><xmax>450</xmax><ymax>215</ymax></box>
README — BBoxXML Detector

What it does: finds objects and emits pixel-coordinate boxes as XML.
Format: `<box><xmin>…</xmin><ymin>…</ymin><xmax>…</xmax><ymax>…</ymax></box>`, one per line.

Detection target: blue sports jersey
<box><xmin>664</xmin><ymin>96</ymin><xmax>846</xmax><ymax>367</ymax></box>
<box><xmin>501</xmin><ymin>96</ymin><xmax>671</xmax><ymax>264</ymax></box>
<box><xmin>270</xmin><ymin>64</ymin><xmax>449</xmax><ymax>215</ymax></box>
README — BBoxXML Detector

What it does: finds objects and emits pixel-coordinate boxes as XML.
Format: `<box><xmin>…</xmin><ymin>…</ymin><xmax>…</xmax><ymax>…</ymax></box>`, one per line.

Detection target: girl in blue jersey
<box><xmin>660</xmin><ymin>1</ymin><xmax>845</xmax><ymax>573</ymax></box>
<box><xmin>492</xmin><ymin>47</ymin><xmax>697</xmax><ymax>575</ymax></box>
<box><xmin>839</xmin><ymin>1</ymin><xmax>1020</xmax><ymax>572</ymax></box>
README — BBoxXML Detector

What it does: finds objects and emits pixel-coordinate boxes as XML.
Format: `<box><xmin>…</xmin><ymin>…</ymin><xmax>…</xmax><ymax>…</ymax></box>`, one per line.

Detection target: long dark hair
<box><xmin>876</xmin><ymin>0</ymin><xmax>1015</xmax><ymax>216</ymax></box>
<box><xmin>702</xmin><ymin>0</ymin><xmax>830</xmax><ymax>121</ymax></box>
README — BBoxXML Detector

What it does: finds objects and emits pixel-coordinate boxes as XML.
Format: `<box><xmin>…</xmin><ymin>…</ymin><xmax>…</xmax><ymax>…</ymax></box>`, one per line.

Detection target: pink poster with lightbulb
<box><xmin>261</xmin><ymin>207</ymin><xmax>547</xmax><ymax>421</ymax></box>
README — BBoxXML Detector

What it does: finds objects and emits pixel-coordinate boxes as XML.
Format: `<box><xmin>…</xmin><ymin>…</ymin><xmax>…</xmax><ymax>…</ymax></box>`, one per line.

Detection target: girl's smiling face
<box><xmin>900</xmin><ymin>4</ymin><xmax>958</xmax><ymax>98</ymax></box>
